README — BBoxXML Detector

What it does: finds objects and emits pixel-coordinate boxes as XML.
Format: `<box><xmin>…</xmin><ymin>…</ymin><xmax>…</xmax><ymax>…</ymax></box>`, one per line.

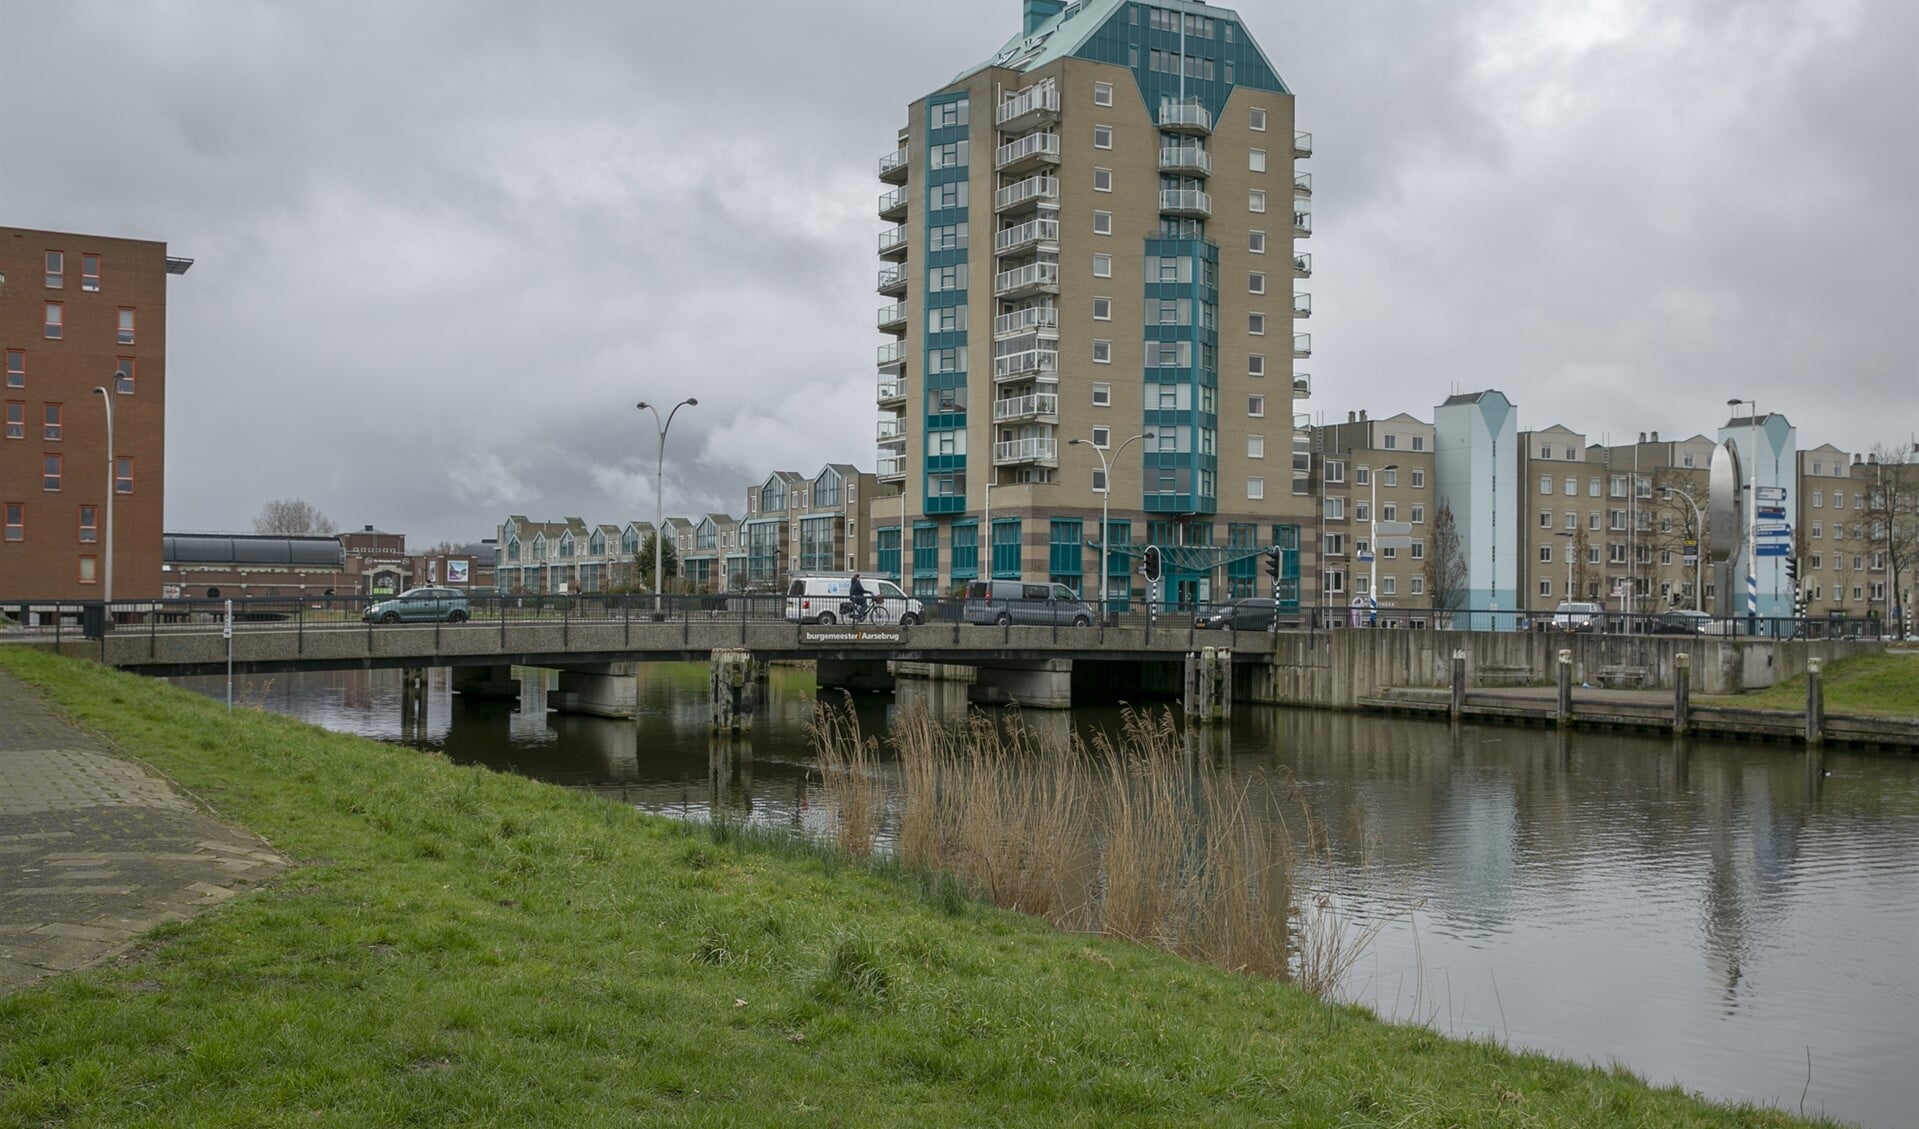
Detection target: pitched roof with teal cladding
<box><xmin>951</xmin><ymin>0</ymin><xmax>1290</xmax><ymax>98</ymax></box>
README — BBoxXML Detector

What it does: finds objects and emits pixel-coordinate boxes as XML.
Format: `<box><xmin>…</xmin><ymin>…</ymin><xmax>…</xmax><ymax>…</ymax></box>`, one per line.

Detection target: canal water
<box><xmin>177</xmin><ymin>665</ymin><xmax>1919</xmax><ymax>1128</ymax></box>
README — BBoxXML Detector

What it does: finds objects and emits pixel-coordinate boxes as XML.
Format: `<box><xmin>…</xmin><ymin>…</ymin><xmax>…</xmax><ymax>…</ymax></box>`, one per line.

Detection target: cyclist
<box><xmin>848</xmin><ymin>573</ymin><xmax>869</xmax><ymax>621</ymax></box>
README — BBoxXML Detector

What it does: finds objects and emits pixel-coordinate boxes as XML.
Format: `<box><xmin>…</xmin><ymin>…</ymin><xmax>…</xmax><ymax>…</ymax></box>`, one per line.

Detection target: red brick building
<box><xmin>1</xmin><ymin>226</ymin><xmax>190</xmax><ymax>599</ymax></box>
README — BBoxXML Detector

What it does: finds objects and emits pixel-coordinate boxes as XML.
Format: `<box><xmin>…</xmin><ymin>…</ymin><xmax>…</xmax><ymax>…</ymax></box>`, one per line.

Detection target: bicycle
<box><xmin>837</xmin><ymin>598</ymin><xmax>882</xmax><ymax>624</ymax></box>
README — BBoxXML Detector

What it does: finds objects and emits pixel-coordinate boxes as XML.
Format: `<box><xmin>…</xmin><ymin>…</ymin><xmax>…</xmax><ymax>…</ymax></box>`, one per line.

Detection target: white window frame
<box><xmin>1249</xmin><ymin>189</ymin><xmax>1266</xmax><ymax>213</ymax></box>
<box><xmin>1092</xmin><ymin>382</ymin><xmax>1111</xmax><ymax>406</ymax></box>
<box><xmin>1247</xmin><ymin>476</ymin><xmax>1264</xmax><ymax>500</ymax></box>
<box><xmin>1250</xmin><ymin>107</ymin><xmax>1267</xmax><ymax>131</ymax></box>
<box><xmin>1093</xmin><ymin>210</ymin><xmax>1113</xmax><ymax>235</ymax></box>
<box><xmin>1249</xmin><ymin>148</ymin><xmax>1267</xmax><ymax>172</ymax></box>
<box><xmin>1092</xmin><ymin>252</ymin><xmax>1112</xmax><ymax>277</ymax></box>
<box><xmin>1092</xmin><ymin>339</ymin><xmax>1112</xmax><ymax>364</ymax></box>
<box><xmin>1093</xmin><ymin>124</ymin><xmax>1114</xmax><ymax>149</ymax></box>
<box><xmin>1093</xmin><ymin>81</ymin><xmax>1114</xmax><ymax>107</ymax></box>
<box><xmin>1092</xmin><ymin>296</ymin><xmax>1112</xmax><ymax>321</ymax></box>
<box><xmin>1093</xmin><ymin>167</ymin><xmax>1113</xmax><ymax>192</ymax></box>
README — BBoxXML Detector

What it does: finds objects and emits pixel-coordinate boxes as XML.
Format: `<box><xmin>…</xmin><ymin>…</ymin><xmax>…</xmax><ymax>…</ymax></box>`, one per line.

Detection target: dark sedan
<box><xmin>1650</xmin><ymin>609</ymin><xmax>1714</xmax><ymax>635</ymax></box>
<box><xmin>1197</xmin><ymin>597</ymin><xmax>1278</xmax><ymax>631</ymax></box>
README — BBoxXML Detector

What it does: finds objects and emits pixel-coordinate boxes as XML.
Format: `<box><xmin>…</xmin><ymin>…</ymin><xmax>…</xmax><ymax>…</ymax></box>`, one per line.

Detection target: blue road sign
<box><xmin>1755</xmin><ymin>542</ymin><xmax>1790</xmax><ymax>557</ymax></box>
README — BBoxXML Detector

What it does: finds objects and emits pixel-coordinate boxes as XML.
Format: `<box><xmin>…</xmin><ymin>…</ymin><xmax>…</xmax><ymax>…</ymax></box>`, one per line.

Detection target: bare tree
<box><xmin>1570</xmin><ymin>523</ymin><xmax>1596</xmax><ymax>602</ymax></box>
<box><xmin>1650</xmin><ymin>467</ymin><xmax>1710</xmax><ymax>607</ymax></box>
<box><xmin>1422</xmin><ymin>501</ymin><xmax>1468</xmax><ymax>622</ymax></box>
<box><xmin>253</xmin><ymin>498</ymin><xmax>336</xmax><ymax>536</ymax></box>
<box><xmin>1864</xmin><ymin>443</ymin><xmax>1919</xmax><ymax>637</ymax></box>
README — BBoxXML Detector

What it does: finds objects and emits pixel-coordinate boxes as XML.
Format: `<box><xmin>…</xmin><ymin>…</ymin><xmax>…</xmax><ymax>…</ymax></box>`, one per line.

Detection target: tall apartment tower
<box><xmin>1</xmin><ymin>227</ymin><xmax>189</xmax><ymax>601</ymax></box>
<box><xmin>873</xmin><ymin>0</ymin><xmax>1311</xmax><ymax>606</ymax></box>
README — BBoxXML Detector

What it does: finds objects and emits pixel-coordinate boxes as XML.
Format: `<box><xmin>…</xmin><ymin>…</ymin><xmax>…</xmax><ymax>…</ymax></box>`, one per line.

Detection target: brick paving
<box><xmin>0</xmin><ymin>668</ymin><xmax>285</xmax><ymax>994</ymax></box>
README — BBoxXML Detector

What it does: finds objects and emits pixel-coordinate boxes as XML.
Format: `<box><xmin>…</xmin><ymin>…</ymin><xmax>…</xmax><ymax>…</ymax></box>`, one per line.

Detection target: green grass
<box><xmin>1700</xmin><ymin>650</ymin><xmax>1919</xmax><ymax>717</ymax></box>
<box><xmin>0</xmin><ymin>650</ymin><xmax>1837</xmax><ymax>1128</ymax></box>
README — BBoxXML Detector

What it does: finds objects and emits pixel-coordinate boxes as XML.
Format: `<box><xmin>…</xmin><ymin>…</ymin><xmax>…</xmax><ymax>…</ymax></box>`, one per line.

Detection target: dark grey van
<box><xmin>962</xmin><ymin>579</ymin><xmax>1095</xmax><ymax>627</ymax></box>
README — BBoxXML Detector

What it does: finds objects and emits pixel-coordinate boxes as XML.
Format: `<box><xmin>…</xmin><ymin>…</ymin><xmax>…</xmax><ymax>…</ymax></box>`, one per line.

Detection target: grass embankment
<box><xmin>1701</xmin><ymin>650</ymin><xmax>1919</xmax><ymax>718</ymax></box>
<box><xmin>0</xmin><ymin>652</ymin><xmax>1832</xmax><ymax>1128</ymax></box>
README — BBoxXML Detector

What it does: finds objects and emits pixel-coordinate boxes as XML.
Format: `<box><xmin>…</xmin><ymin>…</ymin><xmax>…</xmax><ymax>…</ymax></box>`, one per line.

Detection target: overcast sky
<box><xmin>2</xmin><ymin>0</ymin><xmax>1913</xmax><ymax>547</ymax></box>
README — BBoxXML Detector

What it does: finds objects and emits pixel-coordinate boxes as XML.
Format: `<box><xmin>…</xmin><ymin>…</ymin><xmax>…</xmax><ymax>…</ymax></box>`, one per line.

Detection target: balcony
<box><xmin>1293</xmin><ymin>171</ymin><xmax>1312</xmax><ymax>198</ymax></box>
<box><xmin>877</xmin><ymin>186</ymin><xmax>908</xmax><ymax>221</ymax></box>
<box><xmin>1292</xmin><ymin>293</ymin><xmax>1312</xmax><ymax>319</ymax></box>
<box><xmin>877</xmin><ymin>340</ymin><xmax>906</xmax><ymax>366</ymax></box>
<box><xmin>993</xmin><ymin>304</ymin><xmax>1059</xmax><ymax>338</ymax></box>
<box><xmin>1293</xmin><ymin>374</ymin><xmax>1312</xmax><ymax>399</ymax></box>
<box><xmin>878</xmin><ymin>225</ymin><xmax>908</xmax><ymax>260</ymax></box>
<box><xmin>994</xmin><ymin>391</ymin><xmax>1060</xmax><ymax>424</ymax></box>
<box><xmin>1294</xmin><ymin>130</ymin><xmax>1313</xmax><ymax>159</ymax></box>
<box><xmin>994</xmin><ymin>436</ymin><xmax>1059</xmax><ymax>467</ymax></box>
<box><xmin>1159</xmin><ymin>145</ymin><xmax>1211</xmax><ymax>176</ymax></box>
<box><xmin>992</xmin><ymin>260</ymin><xmax>1061</xmax><ymax>299</ymax></box>
<box><xmin>1292</xmin><ymin>252</ymin><xmax>1312</xmax><ymax>278</ymax></box>
<box><xmin>995</xmin><ymin>131</ymin><xmax>1061</xmax><ymax>174</ymax></box>
<box><xmin>1160</xmin><ymin>188</ymin><xmax>1212</xmax><ymax>218</ymax></box>
<box><xmin>1293</xmin><ymin>333</ymin><xmax>1312</xmax><ymax>359</ymax></box>
<box><xmin>876</xmin><ymin>455</ymin><xmax>906</xmax><ymax>481</ymax></box>
<box><xmin>877</xmin><ymin>263</ymin><xmax>907</xmax><ymax>296</ymax></box>
<box><xmin>1293</xmin><ymin>211</ymin><xmax>1312</xmax><ymax>238</ymax></box>
<box><xmin>877</xmin><ymin>301</ymin><xmax>907</xmax><ymax>332</ymax></box>
<box><xmin>877</xmin><ymin>417</ymin><xmax>906</xmax><ymax>443</ymax></box>
<box><xmin>1158</xmin><ymin>100</ymin><xmax>1213</xmax><ymax>135</ymax></box>
<box><xmin>995</xmin><ymin>174</ymin><xmax>1059</xmax><ymax>214</ymax></box>
<box><xmin>995</xmin><ymin>83</ymin><xmax>1060</xmax><ymax>132</ymax></box>
<box><xmin>994</xmin><ymin>215</ymin><xmax>1060</xmax><ymax>257</ymax></box>
<box><xmin>879</xmin><ymin>146</ymin><xmax>909</xmax><ymax>183</ymax></box>
<box><xmin>877</xmin><ymin>379</ymin><xmax>906</xmax><ymax>407</ymax></box>
<box><xmin>993</xmin><ymin>347</ymin><xmax>1060</xmax><ymax>382</ymax></box>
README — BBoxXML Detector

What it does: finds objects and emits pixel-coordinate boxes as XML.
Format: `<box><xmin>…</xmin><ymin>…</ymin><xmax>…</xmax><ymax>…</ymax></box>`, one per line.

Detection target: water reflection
<box><xmin>170</xmin><ymin>665</ymin><xmax>1919</xmax><ymax>1128</ymax></box>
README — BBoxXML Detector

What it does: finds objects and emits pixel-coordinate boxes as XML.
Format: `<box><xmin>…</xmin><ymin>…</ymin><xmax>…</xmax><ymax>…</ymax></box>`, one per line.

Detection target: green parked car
<box><xmin>363</xmin><ymin>586</ymin><xmax>469</xmax><ymax>624</ymax></box>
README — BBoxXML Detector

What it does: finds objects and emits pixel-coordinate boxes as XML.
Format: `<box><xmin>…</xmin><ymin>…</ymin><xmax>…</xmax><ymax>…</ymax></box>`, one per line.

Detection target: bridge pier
<box><xmin>816</xmin><ymin>659</ymin><xmax>896</xmax><ymax>693</ymax></box>
<box><xmin>969</xmin><ymin>659</ymin><xmax>1073</xmax><ymax>709</ymax></box>
<box><xmin>399</xmin><ymin>666</ymin><xmax>429</xmax><ymax>742</ymax></box>
<box><xmin>1183</xmin><ymin>648</ymin><xmax>1231</xmax><ymax>725</ymax></box>
<box><xmin>451</xmin><ymin>664</ymin><xmax>520</xmax><ymax>701</ymax></box>
<box><xmin>551</xmin><ymin>663</ymin><xmax>639</xmax><ymax>719</ymax></box>
<box><xmin>710</xmin><ymin>650</ymin><xmax>766</xmax><ymax>732</ymax></box>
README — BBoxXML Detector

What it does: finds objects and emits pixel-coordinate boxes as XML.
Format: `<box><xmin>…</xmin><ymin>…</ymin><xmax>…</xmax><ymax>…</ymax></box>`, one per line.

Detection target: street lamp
<box><xmin>90</xmin><ymin>386</ymin><xmax>113</xmax><ymax>604</ymax></box>
<box><xmin>1070</xmin><ymin>431</ymin><xmax>1154</xmax><ymax>619</ymax></box>
<box><xmin>1728</xmin><ymin>398</ymin><xmax>1758</xmax><ymax>631</ymax></box>
<box><xmin>1369</xmin><ymin>464</ymin><xmax>1398</xmax><ymax>623</ymax></box>
<box><xmin>636</xmin><ymin>398</ymin><xmax>698</xmax><ymax>611</ymax></box>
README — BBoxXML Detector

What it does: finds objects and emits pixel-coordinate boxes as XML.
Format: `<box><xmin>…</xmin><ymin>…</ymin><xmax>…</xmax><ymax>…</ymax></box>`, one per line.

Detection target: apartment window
<box><xmin>1590</xmin><ymin>512</ymin><xmax>1601</xmax><ymax>531</ymax></box>
<box><xmin>1092</xmin><ymin>296</ymin><xmax>1112</xmax><ymax>320</ymax></box>
<box><xmin>1383</xmin><ymin>434</ymin><xmax>1398</xmax><ymax>450</ymax></box>
<box><xmin>114</xmin><ymin>358</ymin><xmax>135</xmax><ymax>394</ymax></box>
<box><xmin>80</xmin><ymin>505</ymin><xmax>98</xmax><ymax>543</ymax></box>
<box><xmin>1812</xmin><ymin>521</ymin><xmax>1822</xmax><ymax>538</ymax></box>
<box><xmin>1411</xmin><ymin>541</ymin><xmax>1426</xmax><ymax>559</ymax></box>
<box><xmin>1381</xmin><ymin>577</ymin><xmax>1397</xmax><ymax>596</ymax></box>
<box><xmin>1092</xmin><ymin>252</ymin><xmax>1112</xmax><ymax>277</ymax></box>
<box><xmin>1355</xmin><ymin>466</ymin><xmax>1371</xmax><ymax>486</ymax></box>
<box><xmin>1248</xmin><ymin>354</ymin><xmax>1265</xmax><ymax>377</ymax></box>
<box><xmin>1540</xmin><ymin>545</ymin><xmax>1553</xmax><ymax>563</ymax></box>
<box><xmin>1093</xmin><ymin>81</ymin><xmax>1114</xmax><ymax>106</ymax></box>
<box><xmin>1092</xmin><ymin>339</ymin><xmax>1111</xmax><ymax>364</ymax></box>
<box><xmin>4</xmin><ymin>503</ymin><xmax>21</xmax><ymax>541</ymax></box>
<box><xmin>1324</xmin><ymin>498</ymin><xmax>1345</xmax><ymax>520</ymax></box>
<box><xmin>1248</xmin><ymin>394</ymin><xmax>1265</xmax><ymax>417</ymax></box>
<box><xmin>1249</xmin><ymin>189</ymin><xmax>1266</xmax><ymax>213</ymax></box>
<box><xmin>1539</xmin><ymin>475</ymin><xmax>1553</xmax><ymax>496</ymax></box>
<box><xmin>1250</xmin><ymin>107</ymin><xmax>1268</xmax><ymax>131</ymax></box>
<box><xmin>1812</xmin><ymin>490</ymin><xmax>1822</xmax><ymax>507</ymax></box>
<box><xmin>1411</xmin><ymin>435</ymin><xmax>1425</xmax><ymax>451</ymax></box>
<box><xmin>1382</xmin><ymin>503</ymin><xmax>1397</xmax><ymax>520</ymax></box>
<box><xmin>45</xmin><ymin>251</ymin><xmax>64</xmax><ymax>288</ymax></box>
<box><xmin>1410</xmin><ymin>470</ymin><xmax>1425</xmax><ymax>488</ymax></box>
<box><xmin>1248</xmin><ymin>477</ymin><xmax>1265</xmax><ymax>500</ymax></box>
<box><xmin>5</xmin><ymin>350</ymin><xmax>22</xmax><ymax>388</ymax></box>
<box><xmin>1354</xmin><ymin>502</ymin><xmax>1371</xmax><ymax>522</ymax></box>
<box><xmin>118</xmin><ymin>308</ymin><xmax>135</xmax><ymax>345</ymax></box>
<box><xmin>1565</xmin><ymin>512</ymin><xmax>1577</xmax><ymax>530</ymax></box>
<box><xmin>78</xmin><ymin>555</ymin><xmax>98</xmax><ymax>585</ymax></box>
<box><xmin>43</xmin><ymin>454</ymin><xmax>61</xmax><ymax>491</ymax></box>
<box><xmin>1540</xmin><ymin>579</ymin><xmax>1554</xmax><ymax>598</ymax></box>
<box><xmin>1243</xmin><ymin>435</ymin><xmax>1266</xmax><ymax>461</ymax></box>
<box><xmin>1093</xmin><ymin>167</ymin><xmax>1113</xmax><ymax>192</ymax></box>
<box><xmin>4</xmin><ymin>402</ymin><xmax>21</xmax><ymax>439</ymax></box>
<box><xmin>1247</xmin><ymin>233</ymin><xmax>1266</xmax><ymax>257</ymax></box>
<box><xmin>929</xmin><ymin>140</ymin><xmax>969</xmax><ymax>169</ymax></box>
<box><xmin>1411</xmin><ymin>576</ymin><xmax>1425</xmax><ymax>595</ymax></box>
<box><xmin>1324</xmin><ymin>460</ymin><xmax>1345</xmax><ymax>483</ymax></box>
<box><xmin>1563</xmin><ymin>476</ymin><xmax>1575</xmax><ymax>496</ymax></box>
<box><xmin>930</xmin><ymin>99</ymin><xmax>968</xmax><ymax>128</ymax></box>
<box><xmin>1381</xmin><ymin>468</ymin><xmax>1398</xmax><ymax>487</ymax></box>
<box><xmin>1248</xmin><ymin>312</ymin><xmax>1266</xmax><ymax>335</ymax></box>
<box><xmin>115</xmin><ymin>456</ymin><xmax>133</xmax><ymax>494</ymax></box>
<box><xmin>1411</xmin><ymin>505</ymin><xmax>1425</xmax><ymax>523</ymax></box>
<box><xmin>1248</xmin><ymin>271</ymin><xmax>1265</xmax><ymax>294</ymax></box>
<box><xmin>42</xmin><ymin>403</ymin><xmax>61</xmax><ymax>440</ymax></box>
<box><xmin>1092</xmin><ymin>124</ymin><xmax>1114</xmax><ymax>150</ymax></box>
<box><xmin>44</xmin><ymin>303</ymin><xmax>63</xmax><ymax>339</ymax></box>
<box><xmin>1590</xmin><ymin>477</ymin><xmax>1601</xmax><ymax>496</ymax></box>
<box><xmin>1092</xmin><ymin>382</ymin><xmax>1111</xmax><ymax>406</ymax></box>
<box><xmin>82</xmin><ymin>254</ymin><xmax>100</xmax><ymax>291</ymax></box>
<box><xmin>1324</xmin><ymin>533</ymin><xmax>1345</xmax><ymax>556</ymax></box>
<box><xmin>930</xmin><ymin>264</ymin><xmax>967</xmax><ymax>291</ymax></box>
<box><xmin>1093</xmin><ymin>210</ymin><xmax>1113</xmax><ymax>235</ymax></box>
<box><xmin>1540</xmin><ymin>445</ymin><xmax>1552</xmax><ymax>459</ymax></box>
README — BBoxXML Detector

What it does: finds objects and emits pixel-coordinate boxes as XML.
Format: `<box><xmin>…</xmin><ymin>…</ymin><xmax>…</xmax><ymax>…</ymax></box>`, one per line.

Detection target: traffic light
<box><xmin>1786</xmin><ymin>555</ymin><xmax>1799</xmax><ymax>590</ymax></box>
<box><xmin>1264</xmin><ymin>545</ymin><xmax>1282</xmax><ymax>581</ymax></box>
<box><xmin>1142</xmin><ymin>544</ymin><xmax>1162</xmax><ymax>584</ymax></box>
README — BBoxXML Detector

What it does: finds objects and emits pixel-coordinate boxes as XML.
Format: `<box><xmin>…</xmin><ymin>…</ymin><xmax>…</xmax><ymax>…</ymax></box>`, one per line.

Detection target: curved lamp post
<box><xmin>90</xmin><ymin>385</ymin><xmax>114</xmax><ymax>604</ymax></box>
<box><xmin>636</xmin><ymin>398</ymin><xmax>698</xmax><ymax>611</ymax></box>
<box><xmin>1070</xmin><ymin>431</ymin><xmax>1153</xmax><ymax>619</ymax></box>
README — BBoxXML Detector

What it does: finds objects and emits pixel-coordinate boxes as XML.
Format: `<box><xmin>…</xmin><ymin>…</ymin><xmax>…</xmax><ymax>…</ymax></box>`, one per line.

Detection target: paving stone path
<box><xmin>0</xmin><ymin>668</ymin><xmax>286</xmax><ymax>994</ymax></box>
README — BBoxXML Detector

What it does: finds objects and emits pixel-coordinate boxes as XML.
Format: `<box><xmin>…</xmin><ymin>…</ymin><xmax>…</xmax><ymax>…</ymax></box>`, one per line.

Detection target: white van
<box><xmin>785</xmin><ymin>575</ymin><xmax>924</xmax><ymax>625</ymax></box>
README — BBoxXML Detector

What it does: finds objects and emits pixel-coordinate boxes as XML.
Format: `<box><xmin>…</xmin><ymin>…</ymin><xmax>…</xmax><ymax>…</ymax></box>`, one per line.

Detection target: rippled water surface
<box><xmin>180</xmin><ymin>666</ymin><xmax>1919</xmax><ymax>1127</ymax></box>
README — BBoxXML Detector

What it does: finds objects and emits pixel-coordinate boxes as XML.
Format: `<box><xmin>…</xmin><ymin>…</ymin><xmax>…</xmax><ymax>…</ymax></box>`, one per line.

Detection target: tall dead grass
<box><xmin>811</xmin><ymin>699</ymin><xmax>1383</xmax><ymax>993</ymax></box>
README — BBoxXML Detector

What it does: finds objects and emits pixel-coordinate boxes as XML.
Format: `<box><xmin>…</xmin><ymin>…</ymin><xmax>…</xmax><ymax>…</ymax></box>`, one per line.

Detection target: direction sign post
<box><xmin>1757</xmin><ymin>486</ymin><xmax>1787</xmax><ymax>501</ymax></box>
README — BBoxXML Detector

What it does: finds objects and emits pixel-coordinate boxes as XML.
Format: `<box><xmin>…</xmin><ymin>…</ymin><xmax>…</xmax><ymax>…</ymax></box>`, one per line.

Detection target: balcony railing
<box><xmin>1294</xmin><ymin>130</ymin><xmax>1313</xmax><ymax>158</ymax></box>
<box><xmin>876</xmin><ymin>455</ymin><xmax>905</xmax><ymax>481</ymax></box>
<box><xmin>1292</xmin><ymin>253</ymin><xmax>1312</xmax><ymax>278</ymax></box>
<box><xmin>1293</xmin><ymin>211</ymin><xmax>1312</xmax><ymax>237</ymax></box>
<box><xmin>1292</xmin><ymin>293</ymin><xmax>1312</xmax><ymax>318</ymax></box>
<box><xmin>1293</xmin><ymin>333</ymin><xmax>1312</xmax><ymax>359</ymax></box>
<box><xmin>994</xmin><ymin>174</ymin><xmax>1059</xmax><ymax>213</ymax></box>
<box><xmin>992</xmin><ymin>260</ymin><xmax>1061</xmax><ymax>298</ymax></box>
<box><xmin>994</xmin><ymin>392</ymin><xmax>1060</xmax><ymax>423</ymax></box>
<box><xmin>1294</xmin><ymin>171</ymin><xmax>1312</xmax><ymax>198</ymax></box>
<box><xmin>992</xmin><ymin>348</ymin><xmax>1060</xmax><ymax>381</ymax></box>
<box><xmin>994</xmin><ymin>437</ymin><xmax>1059</xmax><ymax>466</ymax></box>
<box><xmin>879</xmin><ymin>146</ymin><xmax>909</xmax><ymax>182</ymax></box>
<box><xmin>993</xmin><ymin>305</ymin><xmax>1059</xmax><ymax>337</ymax></box>
<box><xmin>877</xmin><ymin>379</ymin><xmax>905</xmax><ymax>404</ymax></box>
<box><xmin>995</xmin><ymin>132</ymin><xmax>1061</xmax><ymax>172</ymax></box>
<box><xmin>877</xmin><ymin>341</ymin><xmax>906</xmax><ymax>366</ymax></box>
<box><xmin>878</xmin><ymin>225</ymin><xmax>908</xmax><ymax>258</ymax></box>
<box><xmin>994</xmin><ymin>216</ymin><xmax>1060</xmax><ymax>256</ymax></box>
<box><xmin>877</xmin><ymin>186</ymin><xmax>908</xmax><ymax>219</ymax></box>
<box><xmin>877</xmin><ymin>417</ymin><xmax>906</xmax><ymax>442</ymax></box>
<box><xmin>877</xmin><ymin>301</ymin><xmax>907</xmax><ymax>330</ymax></box>
<box><xmin>1160</xmin><ymin>188</ymin><xmax>1212</xmax><ymax>218</ymax></box>
<box><xmin>877</xmin><ymin>263</ymin><xmax>907</xmax><ymax>295</ymax></box>
<box><xmin>1293</xmin><ymin>374</ymin><xmax>1312</xmax><ymax>399</ymax></box>
<box><xmin>995</xmin><ymin>83</ymin><xmax>1060</xmax><ymax>130</ymax></box>
<box><xmin>1157</xmin><ymin>100</ymin><xmax>1213</xmax><ymax>134</ymax></box>
<box><xmin>1159</xmin><ymin>145</ymin><xmax>1211</xmax><ymax>176</ymax></box>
